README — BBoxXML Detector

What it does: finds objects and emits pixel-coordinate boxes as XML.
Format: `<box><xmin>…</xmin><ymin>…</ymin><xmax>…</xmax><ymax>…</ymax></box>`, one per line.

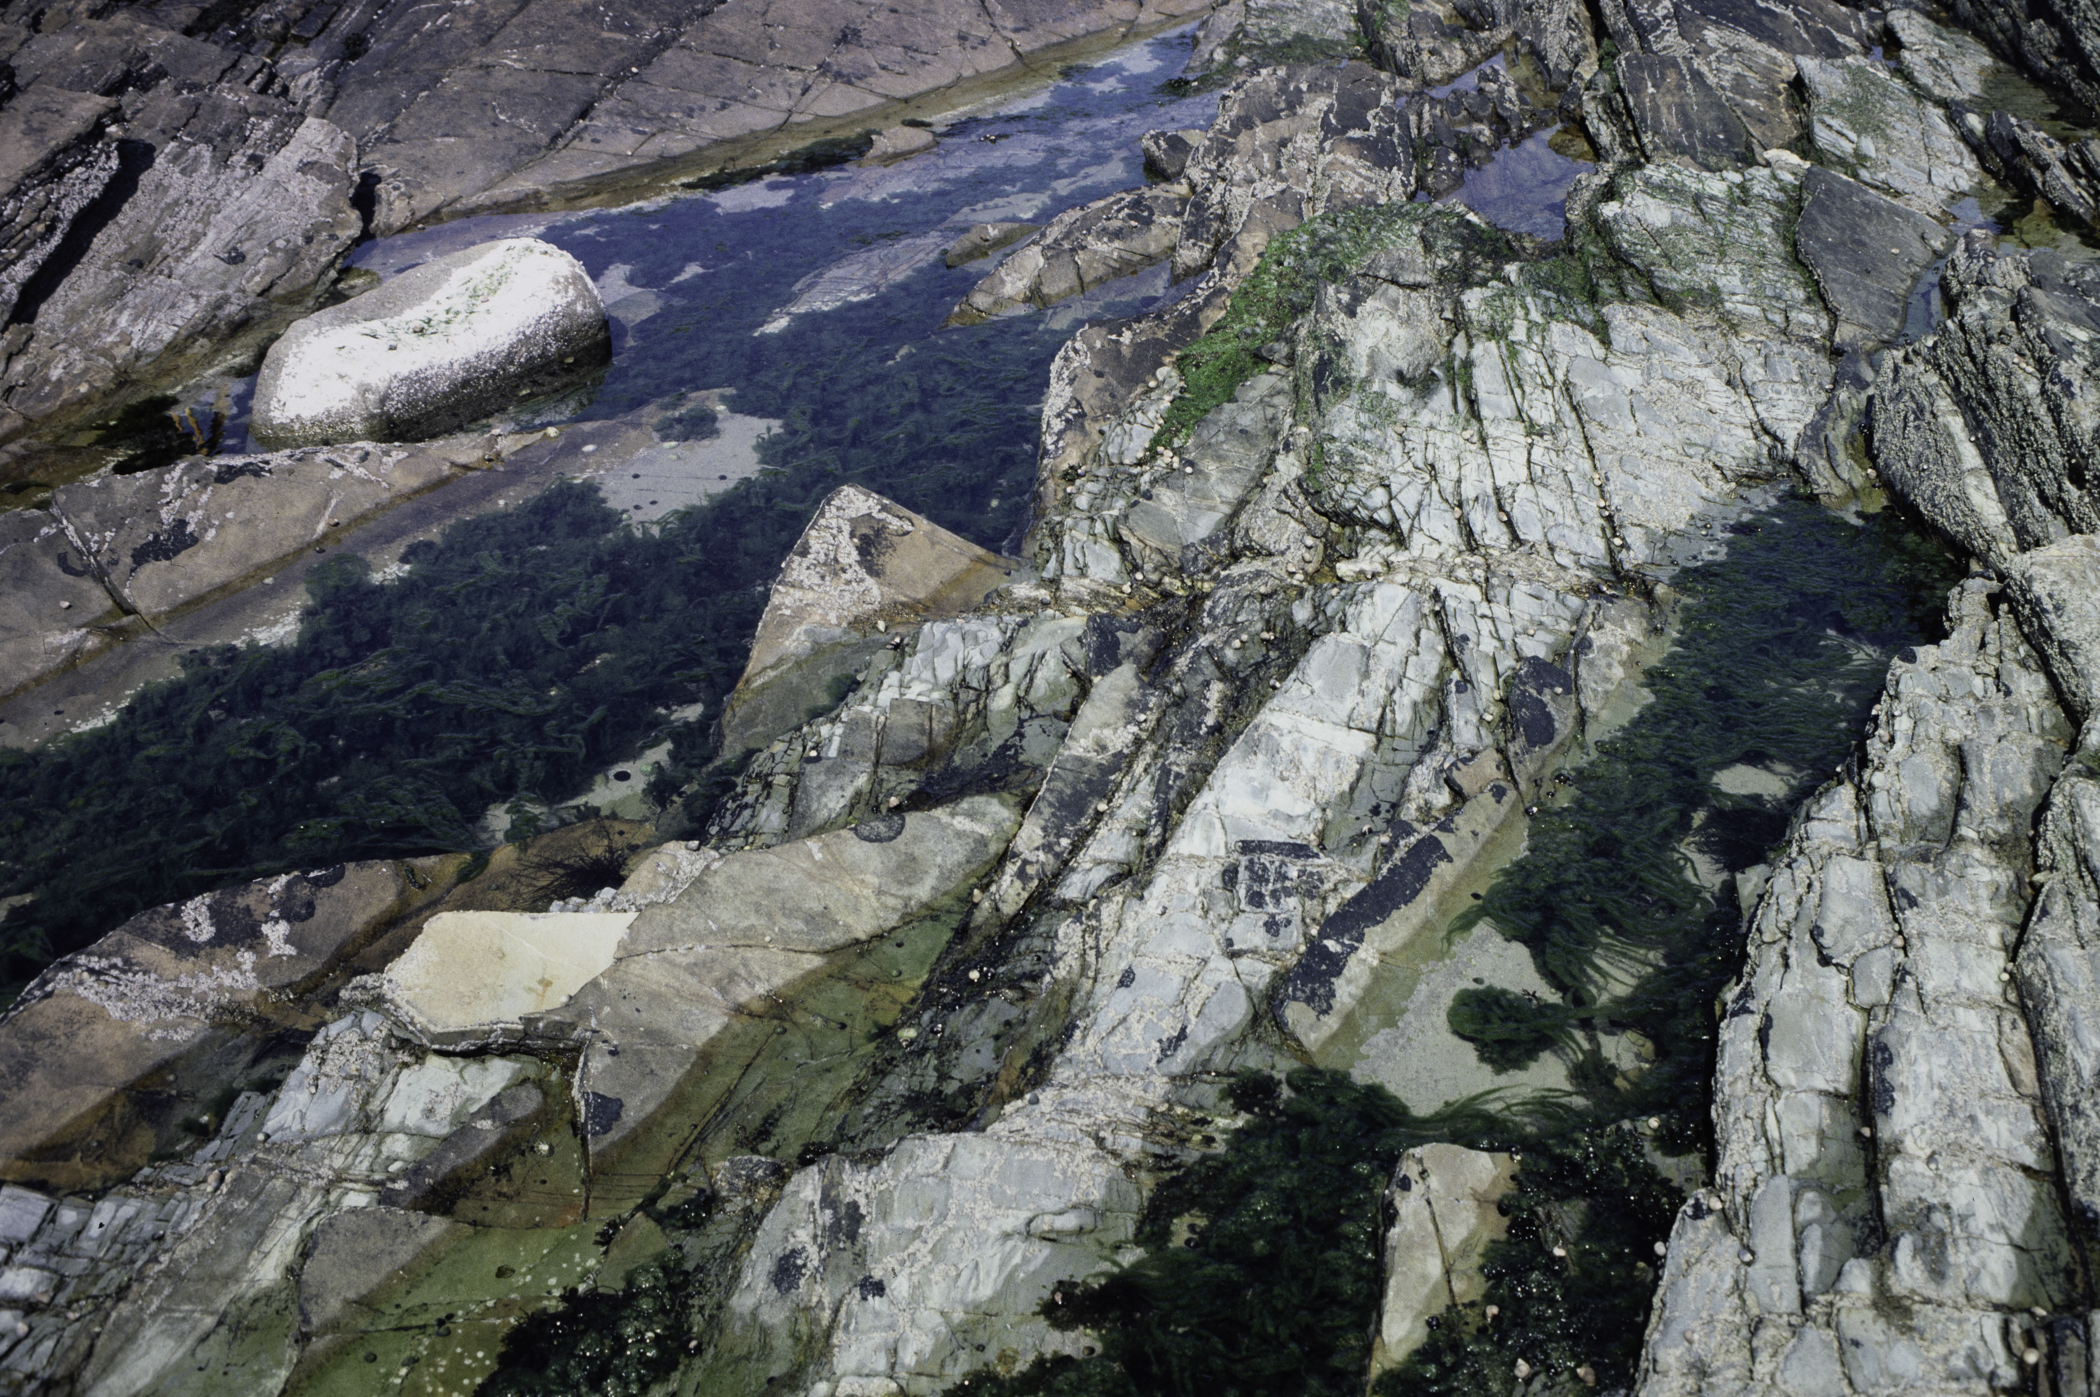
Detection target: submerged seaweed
<box><xmin>1446</xmin><ymin>498</ymin><xmax>1965</xmax><ymax>1153</ymax></box>
<box><xmin>958</xmin><ymin>1069</ymin><xmax>1527</xmax><ymax>1397</ymax></box>
<box><xmin>958</xmin><ymin>501</ymin><xmax>1960</xmax><ymax>1397</ymax></box>
<box><xmin>479</xmin><ymin>1254</ymin><xmax>699</xmax><ymax>1397</ymax></box>
<box><xmin>0</xmin><ymin>41</ymin><xmax>1213</xmax><ymax>997</ymax></box>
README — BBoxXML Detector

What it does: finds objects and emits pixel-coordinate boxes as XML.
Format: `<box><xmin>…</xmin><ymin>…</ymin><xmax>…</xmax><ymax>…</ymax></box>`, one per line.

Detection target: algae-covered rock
<box><xmin>251</xmin><ymin>239</ymin><xmax>611</xmax><ymax>450</ymax></box>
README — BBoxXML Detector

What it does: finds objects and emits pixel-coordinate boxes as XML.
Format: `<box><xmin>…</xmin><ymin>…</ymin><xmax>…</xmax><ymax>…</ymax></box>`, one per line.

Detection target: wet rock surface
<box><xmin>0</xmin><ymin>0</ymin><xmax>1214</xmax><ymax>472</ymax></box>
<box><xmin>17</xmin><ymin>0</ymin><xmax>2100</xmax><ymax>1390</ymax></box>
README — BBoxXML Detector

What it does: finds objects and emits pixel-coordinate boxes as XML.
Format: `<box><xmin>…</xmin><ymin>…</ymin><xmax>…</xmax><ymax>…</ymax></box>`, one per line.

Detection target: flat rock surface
<box><xmin>382</xmin><ymin>911</ymin><xmax>636</xmax><ymax>1038</ymax></box>
<box><xmin>1794</xmin><ymin>166</ymin><xmax>1954</xmax><ymax>349</ymax></box>
<box><xmin>0</xmin><ymin>859</ymin><xmax>451</xmax><ymax>1191</ymax></box>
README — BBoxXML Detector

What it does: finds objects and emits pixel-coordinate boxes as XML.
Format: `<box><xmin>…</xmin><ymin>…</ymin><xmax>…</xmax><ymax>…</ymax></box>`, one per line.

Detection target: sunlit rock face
<box><xmin>18</xmin><ymin>0</ymin><xmax>2100</xmax><ymax>1390</ymax></box>
<box><xmin>251</xmin><ymin>239</ymin><xmax>611</xmax><ymax>450</ymax></box>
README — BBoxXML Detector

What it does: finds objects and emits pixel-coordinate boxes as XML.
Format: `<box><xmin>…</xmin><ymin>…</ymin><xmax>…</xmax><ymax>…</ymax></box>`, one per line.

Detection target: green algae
<box><xmin>1159</xmin><ymin>205</ymin><xmax>1521</xmax><ymax>452</ymax></box>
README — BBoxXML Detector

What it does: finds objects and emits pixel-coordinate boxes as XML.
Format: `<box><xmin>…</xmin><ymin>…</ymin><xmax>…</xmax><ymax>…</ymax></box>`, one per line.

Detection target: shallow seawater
<box><xmin>1334</xmin><ymin>497</ymin><xmax>1961</xmax><ymax>1132</ymax></box>
<box><xmin>1448</xmin><ymin>127</ymin><xmax>1590</xmax><ymax>240</ymax></box>
<box><xmin>0</xmin><ymin>29</ymin><xmax>1214</xmax><ymax>993</ymax></box>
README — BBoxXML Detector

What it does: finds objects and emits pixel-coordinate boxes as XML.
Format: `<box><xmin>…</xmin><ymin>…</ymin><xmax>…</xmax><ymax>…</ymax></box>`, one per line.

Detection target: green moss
<box><xmin>1157</xmin><ymin>206</ymin><xmax>1520</xmax><ymax>452</ymax></box>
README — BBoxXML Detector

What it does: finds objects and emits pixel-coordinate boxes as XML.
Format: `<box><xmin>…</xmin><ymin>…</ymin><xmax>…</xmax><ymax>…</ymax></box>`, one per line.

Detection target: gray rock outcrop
<box><xmin>0</xmin><ymin>0</ymin><xmax>1215</xmax><ymax>472</ymax></box>
<box><xmin>250</xmin><ymin>238</ymin><xmax>609</xmax><ymax>449</ymax></box>
<box><xmin>25</xmin><ymin>0</ymin><xmax>2100</xmax><ymax>1391</ymax></box>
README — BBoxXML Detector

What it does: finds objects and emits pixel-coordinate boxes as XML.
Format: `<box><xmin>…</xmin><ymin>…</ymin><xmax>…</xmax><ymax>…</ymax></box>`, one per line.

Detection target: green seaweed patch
<box><xmin>478</xmin><ymin>1253</ymin><xmax>698</xmax><ymax>1397</ymax></box>
<box><xmin>1156</xmin><ymin>206</ymin><xmax>1520</xmax><ymax>452</ymax></box>
<box><xmin>1376</xmin><ymin>1126</ymin><xmax>1684</xmax><ymax>1397</ymax></box>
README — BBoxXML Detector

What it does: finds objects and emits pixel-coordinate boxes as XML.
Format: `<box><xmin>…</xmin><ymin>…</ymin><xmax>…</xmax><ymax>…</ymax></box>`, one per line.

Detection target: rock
<box><xmin>1140</xmin><ymin>127</ymin><xmax>1205</xmax><ymax>182</ymax></box>
<box><xmin>60</xmin><ymin>1013</ymin><xmax>549</xmax><ymax>1396</ymax></box>
<box><xmin>1793</xmin><ymin>166</ymin><xmax>1954</xmax><ymax>350</ymax></box>
<box><xmin>0</xmin><ymin>87</ymin><xmax>360</xmax><ymax>450</ymax></box>
<box><xmin>1638</xmin><ymin>581</ymin><xmax>2079</xmax><ymax>1396</ymax></box>
<box><xmin>1870</xmin><ymin>235</ymin><xmax>2100</xmax><ymax>568</ymax></box>
<box><xmin>0</xmin><ymin>85</ymin><xmax>119</xmax><ymax>325</ymax></box>
<box><xmin>1888</xmin><ymin>9</ymin><xmax>1996</xmax><ymax>105</ymax></box>
<box><xmin>1957</xmin><ymin>105</ymin><xmax>2100</xmax><ymax>232</ymax></box>
<box><xmin>552</xmin><ymin>794</ymin><xmax>1022</xmax><ymax>1168</ymax></box>
<box><xmin>2017</xmin><ymin>776</ymin><xmax>2100</xmax><ymax>1247</ymax></box>
<box><xmin>378</xmin><ymin>911</ymin><xmax>635</xmax><ymax>1043</ymax></box>
<box><xmin>942</xmin><ymin>220</ymin><xmax>1039</xmax><ymax>268</ymax></box>
<box><xmin>719</xmin><ymin>484</ymin><xmax>1015</xmax><ymax>756</ymax></box>
<box><xmin>1369</xmin><ymin>1145</ymin><xmax>1517</xmax><ymax>1377</ymax></box>
<box><xmin>47</xmin><ymin>441</ymin><xmax>462</xmax><ymax>621</ymax></box>
<box><xmin>1357</xmin><ymin>0</ymin><xmax>1511</xmax><ymax>87</ymax></box>
<box><xmin>0</xmin><ymin>505</ymin><xmax>123</xmax><ymax>704</ymax></box>
<box><xmin>1943</xmin><ymin>0</ymin><xmax>2100</xmax><ymax>117</ymax></box>
<box><xmin>861</xmin><ymin>124</ymin><xmax>936</xmax><ymax>165</ymax></box>
<box><xmin>0</xmin><ymin>860</ymin><xmax>456</xmax><ymax>1192</ymax></box>
<box><xmin>2001</xmin><ymin>536</ymin><xmax>2100</xmax><ymax>746</ymax></box>
<box><xmin>296</xmin><ymin>1207</ymin><xmax>464</xmax><ymax>1336</ymax></box>
<box><xmin>945</xmin><ymin>184</ymin><xmax>1189</xmax><ymax>325</ymax></box>
<box><xmin>1797</xmin><ymin>56</ymin><xmax>1980</xmax><ymax>217</ymax></box>
<box><xmin>1617</xmin><ymin>53</ymin><xmax>1756</xmax><ymax>171</ymax></box>
<box><xmin>376</xmin><ymin>1081</ymin><xmax>546</xmax><ymax>1212</ymax></box>
<box><xmin>1117</xmin><ymin>370</ymin><xmax>1292</xmax><ymax>569</ymax></box>
<box><xmin>250</xmin><ymin>239</ymin><xmax>611</xmax><ymax>450</ymax></box>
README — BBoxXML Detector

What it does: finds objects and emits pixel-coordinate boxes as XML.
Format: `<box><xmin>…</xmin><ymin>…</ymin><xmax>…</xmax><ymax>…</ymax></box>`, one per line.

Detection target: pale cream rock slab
<box><xmin>1370</xmin><ymin>1144</ymin><xmax>1518</xmax><ymax>1377</ymax></box>
<box><xmin>381</xmin><ymin>910</ymin><xmax>634</xmax><ymax>1034</ymax></box>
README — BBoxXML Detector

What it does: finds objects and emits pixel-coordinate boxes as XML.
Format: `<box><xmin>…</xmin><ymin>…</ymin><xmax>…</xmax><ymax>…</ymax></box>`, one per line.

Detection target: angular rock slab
<box><xmin>562</xmin><ymin>796</ymin><xmax>1022</xmax><ymax>1166</ymax></box>
<box><xmin>1794</xmin><ymin>166</ymin><xmax>1953</xmax><ymax>350</ymax></box>
<box><xmin>0</xmin><ymin>859</ymin><xmax>451</xmax><ymax>1191</ymax></box>
<box><xmin>252</xmin><ymin>238</ymin><xmax>610</xmax><ymax>449</ymax></box>
<box><xmin>946</xmin><ymin>184</ymin><xmax>1187</xmax><ymax>324</ymax></box>
<box><xmin>49</xmin><ymin>441</ymin><xmax>463</xmax><ymax>621</ymax></box>
<box><xmin>380</xmin><ymin>910</ymin><xmax>636</xmax><ymax>1042</ymax></box>
<box><xmin>721</xmin><ymin>484</ymin><xmax>1016</xmax><ymax>755</ymax></box>
<box><xmin>0</xmin><ymin>506</ymin><xmax>121</xmax><ymax>703</ymax></box>
<box><xmin>1370</xmin><ymin>1144</ymin><xmax>1517</xmax><ymax>1378</ymax></box>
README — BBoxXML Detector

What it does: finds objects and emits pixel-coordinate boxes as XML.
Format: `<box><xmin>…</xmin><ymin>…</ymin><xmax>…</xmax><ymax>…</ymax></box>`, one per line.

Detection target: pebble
<box><xmin>1552</xmin><ymin>1245</ymin><xmax>1568</xmax><ymax>1258</ymax></box>
<box><xmin>1738</xmin><ymin>1247</ymin><xmax>1756</xmax><ymax>1264</ymax></box>
<box><xmin>2025</xmin><ymin>1348</ymin><xmax>2042</xmax><ymax>1367</ymax></box>
<box><xmin>1513</xmin><ymin>1359</ymin><xmax>1533</xmax><ymax>1380</ymax></box>
<box><xmin>1654</xmin><ymin>1241</ymin><xmax>1668</xmax><ymax>1257</ymax></box>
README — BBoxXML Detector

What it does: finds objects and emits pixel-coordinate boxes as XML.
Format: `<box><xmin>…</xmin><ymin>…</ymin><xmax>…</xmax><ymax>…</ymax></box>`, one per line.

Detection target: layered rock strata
<box><xmin>0</xmin><ymin>0</ymin><xmax>1213</xmax><ymax>469</ymax></box>
<box><xmin>18</xmin><ymin>0</ymin><xmax>2100</xmax><ymax>1391</ymax></box>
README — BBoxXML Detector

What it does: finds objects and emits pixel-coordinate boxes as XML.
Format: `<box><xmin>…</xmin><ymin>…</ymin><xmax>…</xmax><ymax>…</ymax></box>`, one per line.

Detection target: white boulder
<box><xmin>251</xmin><ymin>237</ymin><xmax>609</xmax><ymax>448</ymax></box>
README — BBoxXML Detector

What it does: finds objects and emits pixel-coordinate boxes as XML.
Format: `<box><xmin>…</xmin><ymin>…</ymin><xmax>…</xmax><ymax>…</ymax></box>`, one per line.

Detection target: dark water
<box><xmin>0</xmin><ymin>30</ymin><xmax>1215</xmax><ymax>994</ymax></box>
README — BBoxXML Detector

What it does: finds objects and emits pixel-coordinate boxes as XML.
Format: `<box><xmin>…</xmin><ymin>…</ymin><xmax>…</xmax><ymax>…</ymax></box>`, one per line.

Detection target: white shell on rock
<box><xmin>250</xmin><ymin>238</ymin><xmax>610</xmax><ymax>449</ymax></box>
